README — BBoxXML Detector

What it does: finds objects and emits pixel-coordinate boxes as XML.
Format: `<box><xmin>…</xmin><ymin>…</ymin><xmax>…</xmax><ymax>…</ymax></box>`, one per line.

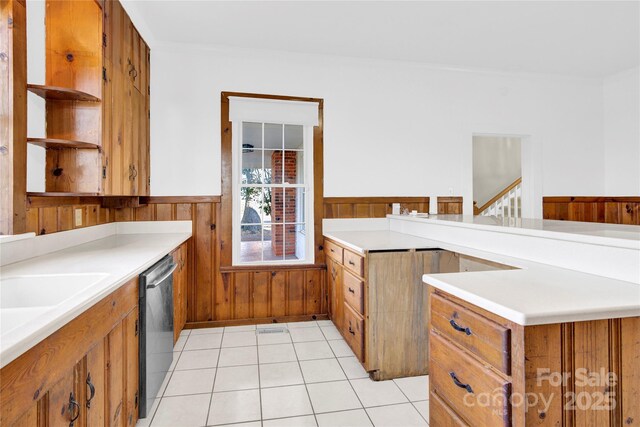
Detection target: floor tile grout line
<box><xmin>290</xmin><ymin>332</ymin><xmax>320</xmax><ymax>426</ymax></box>
<box><xmin>409</xmin><ymin>400</ymin><xmax>430</xmax><ymax>425</ymax></box>
<box><xmin>391</xmin><ymin>378</ymin><xmax>429</xmax><ymax>424</ymax></box>
<box><xmin>328</xmin><ymin>338</ymin><xmax>375</xmax><ymax>426</ymax></box>
<box><xmin>255</xmin><ymin>329</ymin><xmax>264</xmax><ymax>426</ymax></box>
<box><xmin>205</xmin><ymin>327</ymin><xmax>225</xmax><ymax>426</ymax></box>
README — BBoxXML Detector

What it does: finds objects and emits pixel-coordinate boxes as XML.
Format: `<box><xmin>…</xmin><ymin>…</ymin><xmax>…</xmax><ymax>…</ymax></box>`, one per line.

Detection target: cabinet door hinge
<box><xmin>135</xmin><ymin>319</ymin><xmax>139</xmax><ymax>336</ymax></box>
<box><xmin>102</xmin><ymin>67</ymin><xmax>107</xmax><ymax>81</ymax></box>
<box><xmin>102</xmin><ymin>166</ymin><xmax>107</xmax><ymax>179</ymax></box>
<box><xmin>135</xmin><ymin>391</ymin><xmax>139</xmax><ymax>408</ymax></box>
<box><xmin>102</xmin><ymin>32</ymin><xmax>107</xmax><ymax>47</ymax></box>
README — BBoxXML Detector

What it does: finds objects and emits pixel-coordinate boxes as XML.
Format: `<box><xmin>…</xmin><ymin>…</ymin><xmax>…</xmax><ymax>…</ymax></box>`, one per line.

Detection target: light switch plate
<box><xmin>74</xmin><ymin>208</ymin><xmax>83</xmax><ymax>227</ymax></box>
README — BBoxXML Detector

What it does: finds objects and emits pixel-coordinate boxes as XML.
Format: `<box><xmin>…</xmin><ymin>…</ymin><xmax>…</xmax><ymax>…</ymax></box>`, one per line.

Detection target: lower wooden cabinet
<box><xmin>428</xmin><ymin>287</ymin><xmax>640</xmax><ymax>426</ymax></box>
<box><xmin>172</xmin><ymin>240</ymin><xmax>189</xmax><ymax>343</ymax></box>
<box><xmin>0</xmin><ymin>278</ymin><xmax>140</xmax><ymax>427</ymax></box>
<box><xmin>85</xmin><ymin>339</ymin><xmax>106</xmax><ymax>426</ymax></box>
<box><xmin>327</xmin><ymin>257</ymin><xmax>344</xmax><ymax>331</ymax></box>
<box><xmin>48</xmin><ymin>367</ymin><xmax>79</xmax><ymax>427</ymax></box>
<box><xmin>325</xmin><ymin>238</ymin><xmax>449</xmax><ymax>380</ymax></box>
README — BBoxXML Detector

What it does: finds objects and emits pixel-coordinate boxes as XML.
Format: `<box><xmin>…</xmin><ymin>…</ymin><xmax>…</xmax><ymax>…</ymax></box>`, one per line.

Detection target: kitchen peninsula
<box><xmin>323</xmin><ymin>214</ymin><xmax>640</xmax><ymax>426</ymax></box>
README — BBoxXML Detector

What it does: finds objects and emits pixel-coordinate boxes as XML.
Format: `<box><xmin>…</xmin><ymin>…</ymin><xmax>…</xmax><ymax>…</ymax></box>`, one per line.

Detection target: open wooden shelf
<box><xmin>27</xmin><ymin>84</ymin><xmax>101</xmax><ymax>102</ymax></box>
<box><xmin>27</xmin><ymin>137</ymin><xmax>101</xmax><ymax>150</ymax></box>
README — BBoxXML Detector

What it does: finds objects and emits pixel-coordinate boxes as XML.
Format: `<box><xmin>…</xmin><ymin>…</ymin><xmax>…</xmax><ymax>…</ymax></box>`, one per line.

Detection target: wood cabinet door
<box><xmin>10</xmin><ymin>402</ymin><xmax>40</xmax><ymax>427</ymax></box>
<box><xmin>180</xmin><ymin>244</ymin><xmax>188</xmax><ymax>332</ymax></box>
<box><xmin>130</xmin><ymin>27</ymin><xmax>141</xmax><ymax>92</ymax></box>
<box><xmin>85</xmin><ymin>340</ymin><xmax>106</xmax><ymax>427</ymax></box>
<box><xmin>105</xmin><ymin>0</ymin><xmax>126</xmax><ymax>195</ymax></box>
<box><xmin>327</xmin><ymin>258</ymin><xmax>344</xmax><ymax>330</ymax></box>
<box><xmin>172</xmin><ymin>248</ymin><xmax>182</xmax><ymax>344</ymax></box>
<box><xmin>123</xmin><ymin>309</ymin><xmax>139</xmax><ymax>427</ymax></box>
<box><xmin>137</xmin><ymin>41</ymin><xmax>150</xmax><ymax>196</ymax></box>
<box><xmin>172</xmin><ymin>243</ymin><xmax>188</xmax><ymax>343</ymax></box>
<box><xmin>48</xmin><ymin>367</ymin><xmax>80</xmax><ymax>427</ymax></box>
<box><xmin>107</xmin><ymin>322</ymin><xmax>125</xmax><ymax>427</ymax></box>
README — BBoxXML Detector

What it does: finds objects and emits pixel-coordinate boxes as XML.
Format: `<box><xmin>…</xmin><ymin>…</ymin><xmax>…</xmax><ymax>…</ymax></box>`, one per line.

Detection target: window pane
<box><xmin>243</xmin><ymin>122</ymin><xmax>262</xmax><ymax>150</ymax></box>
<box><xmin>293</xmin><ymin>224</ymin><xmax>305</xmax><ymax>260</ymax></box>
<box><xmin>241</xmin><ymin>187</ymin><xmax>263</xmax><ymax>224</ymax></box>
<box><xmin>284</xmin><ymin>188</ymin><xmax>299</xmax><ymax>223</ymax></box>
<box><xmin>270</xmin><ymin>188</ymin><xmax>284</xmax><ymax>223</ymax></box>
<box><xmin>240</xmin><ymin>224</ymin><xmax>263</xmax><ymax>263</ymax></box>
<box><xmin>264</xmin><ymin>123</ymin><xmax>283</xmax><ymax>149</ymax></box>
<box><xmin>269</xmin><ymin>224</ymin><xmax>286</xmax><ymax>261</ymax></box>
<box><xmin>262</xmin><ymin>224</ymin><xmax>282</xmax><ymax>261</ymax></box>
<box><xmin>262</xmin><ymin>188</ymin><xmax>273</xmax><ymax>223</ymax></box>
<box><xmin>284</xmin><ymin>125</ymin><xmax>303</xmax><ymax>150</ymax></box>
<box><xmin>263</xmin><ymin>150</ymin><xmax>279</xmax><ymax>184</ymax></box>
<box><xmin>284</xmin><ymin>224</ymin><xmax>299</xmax><ymax>260</ymax></box>
<box><xmin>241</xmin><ymin>128</ymin><xmax>263</xmax><ymax>185</ymax></box>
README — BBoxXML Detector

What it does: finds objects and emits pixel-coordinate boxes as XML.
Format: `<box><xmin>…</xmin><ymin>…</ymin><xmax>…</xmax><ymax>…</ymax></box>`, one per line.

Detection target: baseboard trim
<box><xmin>185</xmin><ymin>314</ymin><xmax>330</xmax><ymax>329</ymax></box>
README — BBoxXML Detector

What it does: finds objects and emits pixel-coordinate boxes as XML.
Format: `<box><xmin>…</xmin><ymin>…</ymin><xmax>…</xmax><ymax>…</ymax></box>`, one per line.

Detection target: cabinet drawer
<box><xmin>343</xmin><ymin>303</ymin><xmax>365</xmax><ymax>361</ymax></box>
<box><xmin>430</xmin><ymin>391</ymin><xmax>469</xmax><ymax>427</ymax></box>
<box><xmin>325</xmin><ymin>240</ymin><xmax>344</xmax><ymax>264</ymax></box>
<box><xmin>431</xmin><ymin>294</ymin><xmax>511</xmax><ymax>375</ymax></box>
<box><xmin>430</xmin><ymin>332</ymin><xmax>511</xmax><ymax>426</ymax></box>
<box><xmin>343</xmin><ymin>271</ymin><xmax>364</xmax><ymax>315</ymax></box>
<box><xmin>343</xmin><ymin>249</ymin><xmax>364</xmax><ymax>277</ymax></box>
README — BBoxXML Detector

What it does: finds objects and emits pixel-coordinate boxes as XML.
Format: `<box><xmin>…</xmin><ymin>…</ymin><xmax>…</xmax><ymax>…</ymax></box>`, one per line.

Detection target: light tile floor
<box><xmin>138</xmin><ymin>321</ymin><xmax>429</xmax><ymax>427</ymax></box>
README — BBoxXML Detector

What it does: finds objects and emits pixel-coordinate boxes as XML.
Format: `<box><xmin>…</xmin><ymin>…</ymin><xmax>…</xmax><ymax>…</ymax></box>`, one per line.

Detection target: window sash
<box><xmin>232</xmin><ymin>119</ymin><xmax>314</xmax><ymax>266</ymax></box>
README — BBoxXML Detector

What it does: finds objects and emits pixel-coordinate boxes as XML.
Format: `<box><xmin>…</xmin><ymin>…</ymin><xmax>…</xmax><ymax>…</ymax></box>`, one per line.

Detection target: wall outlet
<box><xmin>448</xmin><ymin>187</ymin><xmax>454</xmax><ymax>195</ymax></box>
<box><xmin>74</xmin><ymin>208</ymin><xmax>83</xmax><ymax>227</ymax></box>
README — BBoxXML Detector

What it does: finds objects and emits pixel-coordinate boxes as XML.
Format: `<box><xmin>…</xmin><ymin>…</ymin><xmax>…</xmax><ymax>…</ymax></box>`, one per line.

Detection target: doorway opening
<box><xmin>472</xmin><ymin>135</ymin><xmax>523</xmax><ymax>219</ymax></box>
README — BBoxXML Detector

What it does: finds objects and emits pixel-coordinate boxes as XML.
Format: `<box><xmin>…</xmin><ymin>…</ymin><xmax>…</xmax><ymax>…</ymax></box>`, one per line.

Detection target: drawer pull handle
<box><xmin>68</xmin><ymin>392</ymin><xmax>80</xmax><ymax>426</ymax></box>
<box><xmin>348</xmin><ymin>287</ymin><xmax>355</xmax><ymax>294</ymax></box>
<box><xmin>449</xmin><ymin>371</ymin><xmax>474</xmax><ymax>393</ymax></box>
<box><xmin>348</xmin><ymin>260</ymin><xmax>355</xmax><ymax>266</ymax></box>
<box><xmin>330</xmin><ymin>248</ymin><xmax>335</xmax><ymax>253</ymax></box>
<box><xmin>348</xmin><ymin>327</ymin><xmax>355</xmax><ymax>335</ymax></box>
<box><xmin>86</xmin><ymin>373</ymin><xmax>96</xmax><ymax>408</ymax></box>
<box><xmin>450</xmin><ymin>319</ymin><xmax>472</xmax><ymax>336</ymax></box>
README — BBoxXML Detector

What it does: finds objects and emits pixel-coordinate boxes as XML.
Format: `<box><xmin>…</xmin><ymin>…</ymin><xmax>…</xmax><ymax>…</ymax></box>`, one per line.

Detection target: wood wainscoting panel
<box><xmin>437</xmin><ymin>196</ymin><xmax>463</xmax><ymax>214</ymax></box>
<box><xmin>23</xmin><ymin>195</ymin><xmax>327</xmax><ymax>327</ymax></box>
<box><xmin>543</xmin><ymin>197</ymin><xmax>640</xmax><ymax>225</ymax></box>
<box><xmin>25</xmin><ymin>194</ymin><xmax>113</xmax><ymax>235</ymax></box>
<box><xmin>323</xmin><ymin>197</ymin><xmax>430</xmax><ymax>219</ymax></box>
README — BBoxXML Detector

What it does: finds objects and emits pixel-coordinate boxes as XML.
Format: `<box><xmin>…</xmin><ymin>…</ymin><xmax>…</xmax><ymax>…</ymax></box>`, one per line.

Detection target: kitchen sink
<box><xmin>0</xmin><ymin>273</ymin><xmax>109</xmax><ymax>309</ymax></box>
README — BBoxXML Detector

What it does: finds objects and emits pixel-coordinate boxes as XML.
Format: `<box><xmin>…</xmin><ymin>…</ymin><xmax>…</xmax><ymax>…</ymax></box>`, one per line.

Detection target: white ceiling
<box><xmin>124</xmin><ymin>0</ymin><xmax>639</xmax><ymax>78</ymax></box>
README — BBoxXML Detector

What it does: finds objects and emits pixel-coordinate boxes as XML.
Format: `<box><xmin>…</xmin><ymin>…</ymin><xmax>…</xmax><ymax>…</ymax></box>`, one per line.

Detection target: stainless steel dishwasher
<box><xmin>138</xmin><ymin>255</ymin><xmax>176</xmax><ymax>418</ymax></box>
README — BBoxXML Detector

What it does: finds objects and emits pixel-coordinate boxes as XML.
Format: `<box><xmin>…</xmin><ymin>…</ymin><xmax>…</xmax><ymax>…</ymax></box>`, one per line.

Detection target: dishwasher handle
<box><xmin>146</xmin><ymin>263</ymin><xmax>178</xmax><ymax>289</ymax></box>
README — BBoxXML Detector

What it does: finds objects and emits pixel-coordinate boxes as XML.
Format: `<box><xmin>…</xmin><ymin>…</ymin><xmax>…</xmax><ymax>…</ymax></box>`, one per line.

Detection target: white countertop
<box><xmin>323</xmin><ymin>218</ymin><xmax>640</xmax><ymax>326</ymax></box>
<box><xmin>0</xmin><ymin>222</ymin><xmax>191</xmax><ymax>368</ymax></box>
<box><xmin>323</xmin><ymin>230</ymin><xmax>441</xmax><ymax>254</ymax></box>
<box><xmin>388</xmin><ymin>214</ymin><xmax>640</xmax><ymax>249</ymax></box>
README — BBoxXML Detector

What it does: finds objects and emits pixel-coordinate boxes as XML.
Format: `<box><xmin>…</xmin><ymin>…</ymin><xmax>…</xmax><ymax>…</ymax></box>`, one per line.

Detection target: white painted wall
<box><xmin>148</xmin><ymin>44</ymin><xmax>605</xmax><ymax>212</ymax></box>
<box><xmin>26</xmin><ymin>0</ymin><xmax>46</xmax><ymax>192</ymax></box>
<box><xmin>24</xmin><ymin>27</ymin><xmax>611</xmax><ymax>211</ymax></box>
<box><xmin>603</xmin><ymin>67</ymin><xmax>640</xmax><ymax>196</ymax></box>
<box><xmin>473</xmin><ymin>136</ymin><xmax>522</xmax><ymax>207</ymax></box>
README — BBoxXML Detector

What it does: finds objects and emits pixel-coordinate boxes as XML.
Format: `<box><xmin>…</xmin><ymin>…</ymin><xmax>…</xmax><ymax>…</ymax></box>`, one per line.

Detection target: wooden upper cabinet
<box><xmin>42</xmin><ymin>0</ymin><xmax>104</xmax><ymax>194</ymax></box>
<box><xmin>101</xmin><ymin>0</ymin><xmax>150</xmax><ymax>196</ymax></box>
<box><xmin>37</xmin><ymin>0</ymin><xmax>150</xmax><ymax>196</ymax></box>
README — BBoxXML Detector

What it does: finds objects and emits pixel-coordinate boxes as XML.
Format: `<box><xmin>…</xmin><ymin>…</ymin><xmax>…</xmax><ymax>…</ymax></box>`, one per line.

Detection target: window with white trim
<box><xmin>230</xmin><ymin>97</ymin><xmax>317</xmax><ymax>265</ymax></box>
